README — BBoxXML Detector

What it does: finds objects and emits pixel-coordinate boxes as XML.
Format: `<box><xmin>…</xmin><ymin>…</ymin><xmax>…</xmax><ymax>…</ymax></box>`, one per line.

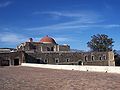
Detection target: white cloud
<box><xmin>54</xmin><ymin>37</ymin><xmax>69</xmax><ymax>42</ymax></box>
<box><xmin>28</xmin><ymin>10</ymin><xmax>108</xmax><ymax>31</ymax></box>
<box><xmin>27</xmin><ymin>10</ymin><xmax>120</xmax><ymax>33</ymax></box>
<box><xmin>103</xmin><ymin>24</ymin><xmax>120</xmax><ymax>28</ymax></box>
<box><xmin>33</xmin><ymin>11</ymin><xmax>103</xmax><ymax>23</ymax></box>
<box><xmin>0</xmin><ymin>33</ymin><xmax>27</xmax><ymax>43</ymax></box>
<box><xmin>26</xmin><ymin>21</ymin><xmax>120</xmax><ymax>31</ymax></box>
<box><xmin>34</xmin><ymin>11</ymin><xmax>99</xmax><ymax>18</ymax></box>
<box><xmin>39</xmin><ymin>11</ymin><xmax>86</xmax><ymax>17</ymax></box>
<box><xmin>0</xmin><ymin>1</ymin><xmax>12</xmax><ymax>8</ymax></box>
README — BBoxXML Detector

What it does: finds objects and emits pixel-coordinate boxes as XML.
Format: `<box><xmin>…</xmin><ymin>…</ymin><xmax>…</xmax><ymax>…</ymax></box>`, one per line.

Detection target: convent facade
<box><xmin>0</xmin><ymin>35</ymin><xmax>115</xmax><ymax>66</ymax></box>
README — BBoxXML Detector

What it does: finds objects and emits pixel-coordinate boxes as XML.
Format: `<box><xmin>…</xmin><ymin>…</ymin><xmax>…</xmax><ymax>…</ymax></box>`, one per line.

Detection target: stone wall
<box><xmin>25</xmin><ymin>52</ymin><xmax>83</xmax><ymax>65</ymax></box>
<box><xmin>25</xmin><ymin>51</ymin><xmax>115</xmax><ymax>66</ymax></box>
<box><xmin>83</xmin><ymin>51</ymin><xmax>115</xmax><ymax>66</ymax></box>
<box><xmin>0</xmin><ymin>51</ymin><xmax>115</xmax><ymax>66</ymax></box>
<box><xmin>0</xmin><ymin>51</ymin><xmax>24</xmax><ymax>66</ymax></box>
<box><xmin>21</xmin><ymin>63</ymin><xmax>120</xmax><ymax>74</ymax></box>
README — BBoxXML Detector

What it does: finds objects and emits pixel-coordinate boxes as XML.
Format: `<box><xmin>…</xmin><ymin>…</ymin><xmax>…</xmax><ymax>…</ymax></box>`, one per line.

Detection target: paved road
<box><xmin>0</xmin><ymin>66</ymin><xmax>120</xmax><ymax>90</ymax></box>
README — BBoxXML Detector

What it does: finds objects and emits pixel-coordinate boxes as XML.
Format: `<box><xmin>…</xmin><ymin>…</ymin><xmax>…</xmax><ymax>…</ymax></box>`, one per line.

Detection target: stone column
<box><xmin>41</xmin><ymin>46</ymin><xmax>43</xmax><ymax>51</ymax></box>
<box><xmin>57</xmin><ymin>45</ymin><xmax>59</xmax><ymax>51</ymax></box>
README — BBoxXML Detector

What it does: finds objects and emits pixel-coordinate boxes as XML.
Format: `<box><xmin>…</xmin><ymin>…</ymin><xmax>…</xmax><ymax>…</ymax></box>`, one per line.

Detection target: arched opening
<box><xmin>66</xmin><ymin>58</ymin><xmax>70</xmax><ymax>62</ymax></box>
<box><xmin>51</xmin><ymin>47</ymin><xmax>54</xmax><ymax>51</ymax></box>
<box><xmin>85</xmin><ymin>56</ymin><xmax>88</xmax><ymax>61</ymax></box>
<box><xmin>44</xmin><ymin>59</ymin><xmax>48</xmax><ymax>64</ymax></box>
<box><xmin>91</xmin><ymin>56</ymin><xmax>94</xmax><ymax>61</ymax></box>
<box><xmin>103</xmin><ymin>55</ymin><xmax>106</xmax><ymax>60</ymax></box>
<box><xmin>47</xmin><ymin>47</ymin><xmax>50</xmax><ymax>51</ymax></box>
<box><xmin>78</xmin><ymin>61</ymin><xmax>83</xmax><ymax>65</ymax></box>
<box><xmin>99</xmin><ymin>56</ymin><xmax>102</xmax><ymax>60</ymax></box>
<box><xmin>55</xmin><ymin>58</ymin><xmax>59</xmax><ymax>64</ymax></box>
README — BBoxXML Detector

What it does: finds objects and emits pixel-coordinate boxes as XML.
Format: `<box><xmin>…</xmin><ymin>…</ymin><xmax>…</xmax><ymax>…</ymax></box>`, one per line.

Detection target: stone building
<box><xmin>16</xmin><ymin>35</ymin><xmax>115</xmax><ymax>66</ymax></box>
<box><xmin>0</xmin><ymin>35</ymin><xmax>115</xmax><ymax>66</ymax></box>
<box><xmin>17</xmin><ymin>35</ymin><xmax>70</xmax><ymax>52</ymax></box>
<box><xmin>0</xmin><ymin>48</ymin><xmax>24</xmax><ymax>66</ymax></box>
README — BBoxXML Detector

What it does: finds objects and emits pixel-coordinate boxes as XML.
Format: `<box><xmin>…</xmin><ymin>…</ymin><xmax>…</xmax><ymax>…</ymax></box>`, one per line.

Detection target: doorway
<box><xmin>78</xmin><ymin>61</ymin><xmax>83</xmax><ymax>65</ymax></box>
<box><xmin>14</xmin><ymin>59</ymin><xmax>19</xmax><ymax>65</ymax></box>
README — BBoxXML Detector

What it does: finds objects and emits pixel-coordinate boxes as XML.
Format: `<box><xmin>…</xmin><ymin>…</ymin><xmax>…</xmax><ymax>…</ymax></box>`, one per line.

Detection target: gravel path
<box><xmin>0</xmin><ymin>66</ymin><xmax>120</xmax><ymax>90</ymax></box>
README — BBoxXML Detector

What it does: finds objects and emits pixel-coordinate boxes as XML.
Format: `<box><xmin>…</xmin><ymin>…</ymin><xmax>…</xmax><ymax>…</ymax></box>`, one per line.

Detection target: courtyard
<box><xmin>0</xmin><ymin>66</ymin><xmax>120</xmax><ymax>90</ymax></box>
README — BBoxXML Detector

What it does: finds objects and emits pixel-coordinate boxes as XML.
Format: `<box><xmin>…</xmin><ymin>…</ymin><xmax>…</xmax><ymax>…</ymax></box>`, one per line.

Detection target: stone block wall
<box><xmin>25</xmin><ymin>51</ymin><xmax>115</xmax><ymax>66</ymax></box>
<box><xmin>25</xmin><ymin>52</ymin><xmax>83</xmax><ymax>65</ymax></box>
<box><xmin>0</xmin><ymin>51</ymin><xmax>24</xmax><ymax>66</ymax></box>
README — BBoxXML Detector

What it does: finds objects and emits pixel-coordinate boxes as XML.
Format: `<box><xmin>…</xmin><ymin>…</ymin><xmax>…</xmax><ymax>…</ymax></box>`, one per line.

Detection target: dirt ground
<box><xmin>0</xmin><ymin>66</ymin><xmax>120</xmax><ymax>90</ymax></box>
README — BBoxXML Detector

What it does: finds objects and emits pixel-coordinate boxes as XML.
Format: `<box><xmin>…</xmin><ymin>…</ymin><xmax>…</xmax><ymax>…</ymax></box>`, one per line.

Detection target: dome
<box><xmin>40</xmin><ymin>35</ymin><xmax>56</xmax><ymax>44</ymax></box>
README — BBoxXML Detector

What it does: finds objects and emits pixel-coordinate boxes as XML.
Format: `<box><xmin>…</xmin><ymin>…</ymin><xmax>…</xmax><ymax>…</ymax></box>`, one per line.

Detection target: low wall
<box><xmin>21</xmin><ymin>63</ymin><xmax>120</xmax><ymax>74</ymax></box>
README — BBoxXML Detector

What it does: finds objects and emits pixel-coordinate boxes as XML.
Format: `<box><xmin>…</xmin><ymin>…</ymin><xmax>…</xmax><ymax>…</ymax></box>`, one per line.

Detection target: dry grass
<box><xmin>0</xmin><ymin>66</ymin><xmax>120</xmax><ymax>90</ymax></box>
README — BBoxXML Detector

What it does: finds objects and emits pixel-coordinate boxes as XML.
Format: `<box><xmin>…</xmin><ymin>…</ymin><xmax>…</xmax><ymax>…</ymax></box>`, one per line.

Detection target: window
<box><xmin>78</xmin><ymin>61</ymin><xmax>83</xmax><ymax>65</ymax></box>
<box><xmin>99</xmin><ymin>56</ymin><xmax>102</xmax><ymax>60</ymax></box>
<box><xmin>44</xmin><ymin>59</ymin><xmax>48</xmax><ymax>63</ymax></box>
<box><xmin>55</xmin><ymin>60</ymin><xmax>59</xmax><ymax>63</ymax></box>
<box><xmin>66</xmin><ymin>58</ymin><xmax>70</xmax><ymax>62</ymax></box>
<box><xmin>103</xmin><ymin>55</ymin><xmax>106</xmax><ymax>60</ymax></box>
<box><xmin>91</xmin><ymin>56</ymin><xmax>94</xmax><ymax>61</ymax></box>
<box><xmin>51</xmin><ymin>47</ymin><xmax>54</xmax><ymax>51</ymax></box>
<box><xmin>55</xmin><ymin>58</ymin><xmax>59</xmax><ymax>63</ymax></box>
<box><xmin>47</xmin><ymin>47</ymin><xmax>50</xmax><ymax>51</ymax></box>
<box><xmin>47</xmin><ymin>47</ymin><xmax>54</xmax><ymax>51</ymax></box>
<box><xmin>85</xmin><ymin>56</ymin><xmax>88</xmax><ymax>61</ymax></box>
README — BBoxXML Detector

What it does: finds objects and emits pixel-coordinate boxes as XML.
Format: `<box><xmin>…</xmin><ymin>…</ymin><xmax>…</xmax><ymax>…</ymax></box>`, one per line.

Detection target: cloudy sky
<box><xmin>0</xmin><ymin>0</ymin><xmax>120</xmax><ymax>50</ymax></box>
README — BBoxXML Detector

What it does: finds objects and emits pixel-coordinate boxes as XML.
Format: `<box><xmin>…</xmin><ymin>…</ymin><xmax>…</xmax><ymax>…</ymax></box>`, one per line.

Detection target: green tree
<box><xmin>87</xmin><ymin>34</ymin><xmax>114</xmax><ymax>52</ymax></box>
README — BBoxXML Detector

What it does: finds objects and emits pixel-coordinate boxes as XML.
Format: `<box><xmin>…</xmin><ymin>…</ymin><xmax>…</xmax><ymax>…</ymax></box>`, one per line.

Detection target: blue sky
<box><xmin>0</xmin><ymin>0</ymin><xmax>120</xmax><ymax>50</ymax></box>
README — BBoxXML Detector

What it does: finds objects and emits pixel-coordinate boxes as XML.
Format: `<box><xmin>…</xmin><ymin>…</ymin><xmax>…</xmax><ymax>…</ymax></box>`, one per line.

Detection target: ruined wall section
<box><xmin>0</xmin><ymin>51</ymin><xmax>24</xmax><ymax>66</ymax></box>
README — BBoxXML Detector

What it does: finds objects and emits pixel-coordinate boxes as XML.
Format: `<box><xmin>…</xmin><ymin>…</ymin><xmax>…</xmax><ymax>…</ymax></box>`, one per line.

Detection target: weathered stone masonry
<box><xmin>24</xmin><ymin>51</ymin><xmax>115</xmax><ymax>66</ymax></box>
<box><xmin>0</xmin><ymin>51</ymin><xmax>24</xmax><ymax>66</ymax></box>
<box><xmin>0</xmin><ymin>35</ymin><xmax>115</xmax><ymax>66</ymax></box>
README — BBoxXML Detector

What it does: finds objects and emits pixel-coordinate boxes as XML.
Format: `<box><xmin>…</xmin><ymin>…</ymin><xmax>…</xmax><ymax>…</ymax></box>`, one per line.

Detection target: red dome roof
<box><xmin>40</xmin><ymin>35</ymin><xmax>56</xmax><ymax>44</ymax></box>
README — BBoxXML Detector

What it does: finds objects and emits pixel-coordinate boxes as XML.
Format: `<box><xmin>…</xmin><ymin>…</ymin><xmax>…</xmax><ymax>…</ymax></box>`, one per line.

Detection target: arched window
<box><xmin>99</xmin><ymin>56</ymin><xmax>102</xmax><ymax>60</ymax></box>
<box><xmin>85</xmin><ymin>56</ymin><xmax>88</xmax><ymax>61</ymax></box>
<box><xmin>78</xmin><ymin>61</ymin><xmax>83</xmax><ymax>65</ymax></box>
<box><xmin>44</xmin><ymin>59</ymin><xmax>48</xmax><ymax>63</ymax></box>
<box><xmin>55</xmin><ymin>58</ymin><xmax>59</xmax><ymax>63</ymax></box>
<box><xmin>91</xmin><ymin>56</ymin><xmax>94</xmax><ymax>61</ymax></box>
<box><xmin>103</xmin><ymin>55</ymin><xmax>106</xmax><ymax>60</ymax></box>
<box><xmin>47</xmin><ymin>47</ymin><xmax>50</xmax><ymax>51</ymax></box>
<box><xmin>66</xmin><ymin>58</ymin><xmax>70</xmax><ymax>62</ymax></box>
<box><xmin>51</xmin><ymin>47</ymin><xmax>54</xmax><ymax>51</ymax></box>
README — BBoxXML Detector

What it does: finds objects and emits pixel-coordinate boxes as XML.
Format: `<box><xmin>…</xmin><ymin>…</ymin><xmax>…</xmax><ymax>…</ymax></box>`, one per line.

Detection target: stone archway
<box><xmin>78</xmin><ymin>60</ymin><xmax>83</xmax><ymax>65</ymax></box>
